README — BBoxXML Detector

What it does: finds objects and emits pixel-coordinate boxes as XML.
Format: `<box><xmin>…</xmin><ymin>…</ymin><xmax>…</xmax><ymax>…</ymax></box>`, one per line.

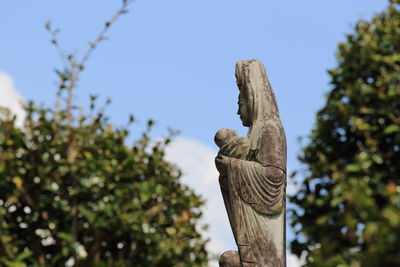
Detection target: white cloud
<box><xmin>165</xmin><ymin>137</ymin><xmax>235</xmax><ymax>266</ymax></box>
<box><xmin>165</xmin><ymin>137</ymin><xmax>301</xmax><ymax>267</ymax></box>
<box><xmin>287</xmin><ymin>251</ymin><xmax>301</xmax><ymax>267</ymax></box>
<box><xmin>0</xmin><ymin>72</ymin><xmax>25</xmax><ymax>126</ymax></box>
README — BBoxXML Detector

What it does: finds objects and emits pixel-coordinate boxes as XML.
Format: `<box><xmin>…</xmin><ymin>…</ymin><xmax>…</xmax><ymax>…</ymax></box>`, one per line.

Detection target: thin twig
<box><xmin>65</xmin><ymin>1</ymin><xmax>134</xmax><ymax>125</ymax></box>
<box><xmin>46</xmin><ymin>22</ymin><xmax>68</xmax><ymax>71</ymax></box>
<box><xmin>79</xmin><ymin>2</ymin><xmax>132</xmax><ymax>69</ymax></box>
<box><xmin>47</xmin><ymin>1</ymin><xmax>134</xmax><ymax>127</ymax></box>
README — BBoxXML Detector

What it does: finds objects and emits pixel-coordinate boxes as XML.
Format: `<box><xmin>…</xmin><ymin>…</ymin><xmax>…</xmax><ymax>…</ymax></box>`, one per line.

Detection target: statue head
<box><xmin>235</xmin><ymin>60</ymin><xmax>279</xmax><ymax>127</ymax></box>
<box><xmin>214</xmin><ymin>128</ymin><xmax>238</xmax><ymax>148</ymax></box>
<box><xmin>219</xmin><ymin>250</ymin><xmax>240</xmax><ymax>267</ymax></box>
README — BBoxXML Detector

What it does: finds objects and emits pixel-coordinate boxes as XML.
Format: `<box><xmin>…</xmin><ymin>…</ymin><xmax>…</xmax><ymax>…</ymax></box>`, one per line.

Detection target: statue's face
<box><xmin>237</xmin><ymin>92</ymin><xmax>251</xmax><ymax>127</ymax></box>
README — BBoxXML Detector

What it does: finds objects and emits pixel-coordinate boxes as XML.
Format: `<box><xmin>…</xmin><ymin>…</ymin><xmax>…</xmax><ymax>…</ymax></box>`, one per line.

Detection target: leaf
<box><xmin>384</xmin><ymin>124</ymin><xmax>400</xmax><ymax>134</ymax></box>
<box><xmin>57</xmin><ymin>232</ymin><xmax>74</xmax><ymax>243</ymax></box>
<box><xmin>346</xmin><ymin>164</ymin><xmax>361</xmax><ymax>172</ymax></box>
<box><xmin>12</xmin><ymin>177</ymin><xmax>22</xmax><ymax>189</ymax></box>
<box><xmin>16</xmin><ymin>250</ymin><xmax>32</xmax><ymax>261</ymax></box>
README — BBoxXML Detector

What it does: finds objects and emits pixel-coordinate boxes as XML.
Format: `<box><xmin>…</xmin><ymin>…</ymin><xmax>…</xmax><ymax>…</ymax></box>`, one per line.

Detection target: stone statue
<box><xmin>215</xmin><ymin>60</ymin><xmax>286</xmax><ymax>267</ymax></box>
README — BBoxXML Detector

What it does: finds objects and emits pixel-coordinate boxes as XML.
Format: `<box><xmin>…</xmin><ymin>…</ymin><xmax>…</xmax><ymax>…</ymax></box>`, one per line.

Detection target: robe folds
<box><xmin>219</xmin><ymin>121</ymin><xmax>286</xmax><ymax>267</ymax></box>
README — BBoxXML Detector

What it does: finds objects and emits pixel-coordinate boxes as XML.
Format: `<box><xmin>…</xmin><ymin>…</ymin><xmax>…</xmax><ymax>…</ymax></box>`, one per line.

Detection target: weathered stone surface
<box><xmin>215</xmin><ymin>60</ymin><xmax>286</xmax><ymax>267</ymax></box>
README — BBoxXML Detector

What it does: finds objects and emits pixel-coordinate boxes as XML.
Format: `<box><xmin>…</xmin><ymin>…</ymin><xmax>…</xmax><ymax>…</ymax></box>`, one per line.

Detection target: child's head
<box><xmin>214</xmin><ymin>128</ymin><xmax>238</xmax><ymax>148</ymax></box>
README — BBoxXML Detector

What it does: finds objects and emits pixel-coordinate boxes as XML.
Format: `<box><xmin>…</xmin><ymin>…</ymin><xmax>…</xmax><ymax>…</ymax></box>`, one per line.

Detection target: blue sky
<box><xmin>0</xmin><ymin>0</ymin><xmax>389</xmax><ymax>265</ymax></box>
<box><xmin>0</xmin><ymin>0</ymin><xmax>388</xmax><ymax>158</ymax></box>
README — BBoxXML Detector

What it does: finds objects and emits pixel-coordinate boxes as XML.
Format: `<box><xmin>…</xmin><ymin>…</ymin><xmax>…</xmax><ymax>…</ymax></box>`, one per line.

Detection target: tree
<box><xmin>290</xmin><ymin>0</ymin><xmax>400</xmax><ymax>266</ymax></box>
<box><xmin>0</xmin><ymin>2</ymin><xmax>208</xmax><ymax>266</ymax></box>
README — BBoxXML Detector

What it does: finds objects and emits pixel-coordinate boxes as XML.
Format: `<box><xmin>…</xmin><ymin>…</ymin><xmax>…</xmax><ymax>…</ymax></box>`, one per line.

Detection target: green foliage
<box><xmin>0</xmin><ymin>1</ymin><xmax>208</xmax><ymax>266</ymax></box>
<box><xmin>290</xmin><ymin>1</ymin><xmax>400</xmax><ymax>266</ymax></box>
<box><xmin>0</xmin><ymin>103</ymin><xmax>208</xmax><ymax>266</ymax></box>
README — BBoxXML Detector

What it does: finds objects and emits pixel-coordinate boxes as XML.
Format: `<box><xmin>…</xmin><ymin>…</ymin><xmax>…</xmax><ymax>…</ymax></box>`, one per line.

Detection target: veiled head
<box><xmin>235</xmin><ymin>60</ymin><xmax>279</xmax><ymax>127</ymax></box>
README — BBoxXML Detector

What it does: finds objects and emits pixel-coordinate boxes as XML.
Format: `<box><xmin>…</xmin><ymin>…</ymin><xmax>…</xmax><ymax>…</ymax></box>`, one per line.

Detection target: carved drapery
<box><xmin>215</xmin><ymin>60</ymin><xmax>286</xmax><ymax>267</ymax></box>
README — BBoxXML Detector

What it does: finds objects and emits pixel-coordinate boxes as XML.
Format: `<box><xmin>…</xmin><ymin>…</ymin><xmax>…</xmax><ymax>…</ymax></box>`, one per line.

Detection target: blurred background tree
<box><xmin>0</xmin><ymin>1</ymin><xmax>208</xmax><ymax>266</ymax></box>
<box><xmin>290</xmin><ymin>0</ymin><xmax>400</xmax><ymax>266</ymax></box>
